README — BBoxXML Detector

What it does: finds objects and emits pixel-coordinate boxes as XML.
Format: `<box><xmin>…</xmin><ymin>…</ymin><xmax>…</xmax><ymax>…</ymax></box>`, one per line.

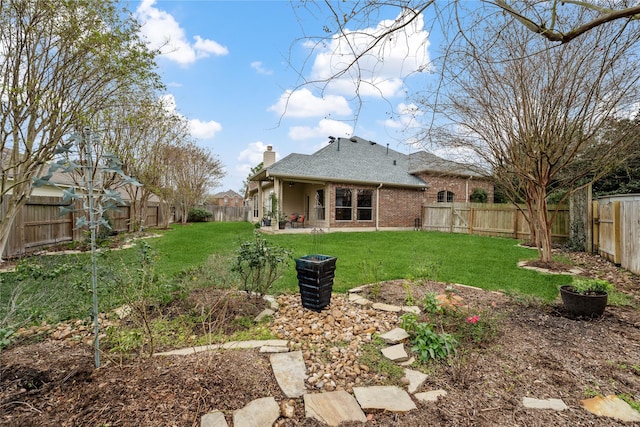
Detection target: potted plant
<box><xmin>560</xmin><ymin>277</ymin><xmax>613</xmax><ymax>317</ymax></box>
<box><xmin>294</xmin><ymin>228</ymin><xmax>337</xmax><ymax>311</ymax></box>
<box><xmin>277</xmin><ymin>212</ymin><xmax>288</xmax><ymax>230</ymax></box>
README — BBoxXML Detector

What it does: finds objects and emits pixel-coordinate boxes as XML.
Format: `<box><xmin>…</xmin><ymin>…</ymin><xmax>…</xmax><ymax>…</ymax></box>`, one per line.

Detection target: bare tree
<box><xmin>424</xmin><ymin>12</ymin><xmax>640</xmax><ymax>262</ymax></box>
<box><xmin>290</xmin><ymin>1</ymin><xmax>640</xmax><ymax>124</ymax></box>
<box><xmin>97</xmin><ymin>92</ymin><xmax>186</xmax><ymax>231</ymax></box>
<box><xmin>167</xmin><ymin>142</ymin><xmax>225</xmax><ymax>224</ymax></box>
<box><xmin>0</xmin><ymin>0</ymin><xmax>159</xmax><ymax>260</ymax></box>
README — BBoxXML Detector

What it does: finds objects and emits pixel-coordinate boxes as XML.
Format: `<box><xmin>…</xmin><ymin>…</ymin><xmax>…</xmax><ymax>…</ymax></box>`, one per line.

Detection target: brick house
<box><xmin>210</xmin><ymin>189</ymin><xmax>244</xmax><ymax>207</ymax></box>
<box><xmin>248</xmin><ymin>136</ymin><xmax>493</xmax><ymax>230</ymax></box>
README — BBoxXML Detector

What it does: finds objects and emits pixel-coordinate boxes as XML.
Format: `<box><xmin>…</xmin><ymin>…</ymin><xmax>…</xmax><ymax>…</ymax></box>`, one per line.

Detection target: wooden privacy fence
<box><xmin>593</xmin><ymin>197</ymin><xmax>640</xmax><ymax>275</ymax></box>
<box><xmin>421</xmin><ymin>203</ymin><xmax>570</xmax><ymax>242</ymax></box>
<box><xmin>2</xmin><ymin>195</ymin><xmax>163</xmax><ymax>259</ymax></box>
<box><xmin>204</xmin><ymin>205</ymin><xmax>251</xmax><ymax>222</ymax></box>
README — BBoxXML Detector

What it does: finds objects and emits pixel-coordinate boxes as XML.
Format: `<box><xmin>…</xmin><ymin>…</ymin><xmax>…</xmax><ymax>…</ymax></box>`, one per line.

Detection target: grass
<box><xmin>266</xmin><ymin>229</ymin><xmax>572</xmax><ymax>299</ymax></box>
<box><xmin>0</xmin><ymin>222</ymin><xmax>576</xmax><ymax>330</ymax></box>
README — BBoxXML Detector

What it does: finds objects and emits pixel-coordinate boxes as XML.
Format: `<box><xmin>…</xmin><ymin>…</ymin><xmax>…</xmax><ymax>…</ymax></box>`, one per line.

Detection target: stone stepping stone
<box><xmin>372</xmin><ymin>302</ymin><xmax>402</xmax><ymax>312</ymax></box>
<box><xmin>254</xmin><ymin>308</ymin><xmax>275</xmax><ymax>322</ymax></box>
<box><xmin>402</xmin><ymin>305</ymin><xmax>421</xmax><ymax>314</ymax></box>
<box><xmin>233</xmin><ymin>397</ymin><xmax>280</xmax><ymax>427</ymax></box>
<box><xmin>381</xmin><ymin>343</ymin><xmax>409</xmax><ymax>362</ymax></box>
<box><xmin>348</xmin><ymin>293</ymin><xmax>371</xmax><ymax>305</ymax></box>
<box><xmin>581</xmin><ymin>395</ymin><xmax>640</xmax><ymax>422</ymax></box>
<box><xmin>522</xmin><ymin>397</ymin><xmax>568</xmax><ymax>411</ymax></box>
<box><xmin>399</xmin><ymin>356</ymin><xmax>415</xmax><ymax>366</ymax></box>
<box><xmin>304</xmin><ymin>391</ymin><xmax>367</xmax><ymax>426</ymax></box>
<box><xmin>379</xmin><ymin>327</ymin><xmax>409</xmax><ymax>344</ymax></box>
<box><xmin>259</xmin><ymin>345</ymin><xmax>289</xmax><ymax>353</ymax></box>
<box><xmin>201</xmin><ymin>410</ymin><xmax>228</xmax><ymax>427</ymax></box>
<box><xmin>156</xmin><ymin>339</ymin><xmax>288</xmax><ymax>356</ymax></box>
<box><xmin>353</xmin><ymin>386</ymin><xmax>417</xmax><ymax>412</ymax></box>
<box><xmin>270</xmin><ymin>350</ymin><xmax>307</xmax><ymax>398</ymax></box>
<box><xmin>414</xmin><ymin>389</ymin><xmax>447</xmax><ymax>403</ymax></box>
<box><xmin>403</xmin><ymin>368</ymin><xmax>428</xmax><ymax>394</ymax></box>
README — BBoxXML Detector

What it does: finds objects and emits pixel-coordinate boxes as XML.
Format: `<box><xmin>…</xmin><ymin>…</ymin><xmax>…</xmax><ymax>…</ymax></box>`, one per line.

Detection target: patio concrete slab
<box><xmin>403</xmin><ymin>368</ymin><xmax>428</xmax><ymax>394</ymax></box>
<box><xmin>522</xmin><ymin>397</ymin><xmax>568</xmax><ymax>411</ymax></box>
<box><xmin>581</xmin><ymin>395</ymin><xmax>640</xmax><ymax>422</ymax></box>
<box><xmin>379</xmin><ymin>327</ymin><xmax>409</xmax><ymax>344</ymax></box>
<box><xmin>414</xmin><ymin>389</ymin><xmax>448</xmax><ymax>403</ymax></box>
<box><xmin>381</xmin><ymin>343</ymin><xmax>410</xmax><ymax>362</ymax></box>
<box><xmin>200</xmin><ymin>410</ymin><xmax>228</xmax><ymax>427</ymax></box>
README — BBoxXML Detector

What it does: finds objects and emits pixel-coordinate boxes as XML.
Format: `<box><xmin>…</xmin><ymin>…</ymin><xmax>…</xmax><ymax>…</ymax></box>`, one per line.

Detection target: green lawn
<box><xmin>1</xmin><ymin>221</ymin><xmax>573</xmax><ymax>328</ymax></box>
<box><xmin>145</xmin><ymin>222</ymin><xmax>571</xmax><ymax>299</ymax></box>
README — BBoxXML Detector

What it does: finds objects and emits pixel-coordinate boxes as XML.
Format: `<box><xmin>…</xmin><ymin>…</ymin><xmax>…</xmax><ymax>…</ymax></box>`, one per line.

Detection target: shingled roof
<box><xmin>253</xmin><ymin>135</ymin><xmax>485</xmax><ymax>187</ymax></box>
<box><xmin>261</xmin><ymin>136</ymin><xmax>427</xmax><ymax>188</ymax></box>
<box><xmin>408</xmin><ymin>151</ymin><xmax>486</xmax><ymax>177</ymax></box>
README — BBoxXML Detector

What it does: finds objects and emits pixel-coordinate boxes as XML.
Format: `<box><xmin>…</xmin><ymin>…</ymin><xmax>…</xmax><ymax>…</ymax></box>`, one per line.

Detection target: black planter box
<box><xmin>560</xmin><ymin>285</ymin><xmax>608</xmax><ymax>317</ymax></box>
<box><xmin>295</xmin><ymin>255</ymin><xmax>337</xmax><ymax>312</ymax></box>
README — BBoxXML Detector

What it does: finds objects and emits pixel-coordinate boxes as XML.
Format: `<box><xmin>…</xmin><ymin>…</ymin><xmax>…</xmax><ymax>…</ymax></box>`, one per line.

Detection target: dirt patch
<box><xmin>1</xmin><ymin>251</ymin><xmax>639</xmax><ymax>426</ymax></box>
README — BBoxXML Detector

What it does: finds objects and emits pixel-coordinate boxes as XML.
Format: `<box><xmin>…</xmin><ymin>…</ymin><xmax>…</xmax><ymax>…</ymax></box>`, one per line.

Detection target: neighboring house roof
<box><xmin>408</xmin><ymin>151</ymin><xmax>487</xmax><ymax>177</ymax></box>
<box><xmin>256</xmin><ymin>136</ymin><xmax>427</xmax><ymax>188</ymax></box>
<box><xmin>213</xmin><ymin>189</ymin><xmax>243</xmax><ymax>199</ymax></box>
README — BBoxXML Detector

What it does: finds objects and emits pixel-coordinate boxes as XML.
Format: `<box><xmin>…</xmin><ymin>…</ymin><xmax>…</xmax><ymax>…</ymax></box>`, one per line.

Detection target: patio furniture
<box><xmin>291</xmin><ymin>214</ymin><xmax>305</xmax><ymax>228</ymax></box>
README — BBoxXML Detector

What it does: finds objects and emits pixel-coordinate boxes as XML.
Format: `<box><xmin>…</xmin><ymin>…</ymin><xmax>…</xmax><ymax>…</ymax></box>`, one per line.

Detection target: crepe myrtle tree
<box><xmin>36</xmin><ymin>127</ymin><xmax>141</xmax><ymax>368</ymax></box>
<box><xmin>420</xmin><ymin>11</ymin><xmax>640</xmax><ymax>262</ymax></box>
<box><xmin>0</xmin><ymin>0</ymin><xmax>160</xmax><ymax>262</ymax></box>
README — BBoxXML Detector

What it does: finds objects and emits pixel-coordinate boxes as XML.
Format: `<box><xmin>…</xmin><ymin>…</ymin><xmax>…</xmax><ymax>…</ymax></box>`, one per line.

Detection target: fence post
<box><xmin>613</xmin><ymin>201</ymin><xmax>621</xmax><ymax>265</ymax></box>
<box><xmin>469</xmin><ymin>207</ymin><xmax>474</xmax><ymax>235</ymax></box>
<box><xmin>449</xmin><ymin>204</ymin><xmax>454</xmax><ymax>233</ymax></box>
<box><xmin>592</xmin><ymin>200</ymin><xmax>599</xmax><ymax>253</ymax></box>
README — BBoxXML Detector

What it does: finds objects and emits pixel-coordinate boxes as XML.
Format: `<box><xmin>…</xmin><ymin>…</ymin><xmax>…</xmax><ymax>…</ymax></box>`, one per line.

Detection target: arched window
<box><xmin>437</xmin><ymin>190</ymin><xmax>455</xmax><ymax>203</ymax></box>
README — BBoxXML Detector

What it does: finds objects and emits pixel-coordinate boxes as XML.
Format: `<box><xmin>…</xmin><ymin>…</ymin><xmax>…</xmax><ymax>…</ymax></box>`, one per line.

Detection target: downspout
<box><xmin>376</xmin><ymin>183</ymin><xmax>383</xmax><ymax>230</ymax></box>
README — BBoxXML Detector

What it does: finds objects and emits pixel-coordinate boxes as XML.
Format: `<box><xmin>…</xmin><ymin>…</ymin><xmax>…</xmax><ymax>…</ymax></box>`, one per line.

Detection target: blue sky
<box><xmin>132</xmin><ymin>0</ymin><xmax>438</xmax><ymax>194</ymax></box>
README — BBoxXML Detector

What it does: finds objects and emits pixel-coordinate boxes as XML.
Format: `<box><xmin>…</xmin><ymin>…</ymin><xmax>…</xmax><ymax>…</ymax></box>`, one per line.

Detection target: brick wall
<box><xmin>418</xmin><ymin>173</ymin><xmax>494</xmax><ymax>203</ymax></box>
<box><xmin>327</xmin><ymin>183</ymin><xmax>426</xmax><ymax>228</ymax></box>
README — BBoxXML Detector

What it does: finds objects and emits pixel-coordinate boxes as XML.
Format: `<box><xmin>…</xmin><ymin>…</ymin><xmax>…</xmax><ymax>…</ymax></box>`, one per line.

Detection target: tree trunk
<box><xmin>534</xmin><ymin>188</ymin><xmax>553</xmax><ymax>263</ymax></box>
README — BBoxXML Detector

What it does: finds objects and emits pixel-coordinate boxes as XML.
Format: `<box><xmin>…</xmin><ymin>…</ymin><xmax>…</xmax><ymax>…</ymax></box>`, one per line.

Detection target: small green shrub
<box><xmin>232</xmin><ymin>231</ymin><xmax>291</xmax><ymax>296</ymax></box>
<box><xmin>422</xmin><ymin>292</ymin><xmax>443</xmax><ymax>314</ymax></box>
<box><xmin>410</xmin><ymin>322</ymin><xmax>458</xmax><ymax>361</ymax></box>
<box><xmin>469</xmin><ymin>188</ymin><xmax>488</xmax><ymax>203</ymax></box>
<box><xmin>187</xmin><ymin>208</ymin><xmax>213</xmax><ymax>222</ymax></box>
<box><xmin>571</xmin><ymin>277</ymin><xmax>613</xmax><ymax>294</ymax></box>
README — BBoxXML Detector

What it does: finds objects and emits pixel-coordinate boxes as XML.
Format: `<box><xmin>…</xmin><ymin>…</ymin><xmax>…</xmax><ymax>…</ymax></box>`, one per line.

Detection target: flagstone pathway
<box><xmin>158</xmin><ymin>287</ymin><xmax>640</xmax><ymax>426</ymax></box>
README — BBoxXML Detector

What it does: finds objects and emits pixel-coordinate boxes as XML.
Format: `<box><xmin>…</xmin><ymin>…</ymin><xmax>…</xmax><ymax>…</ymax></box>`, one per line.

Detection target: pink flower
<box><xmin>466</xmin><ymin>315</ymin><xmax>480</xmax><ymax>324</ymax></box>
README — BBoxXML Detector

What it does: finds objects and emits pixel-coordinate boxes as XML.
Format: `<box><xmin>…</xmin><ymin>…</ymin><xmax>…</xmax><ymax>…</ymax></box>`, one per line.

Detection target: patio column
<box><xmin>257</xmin><ymin>182</ymin><xmax>263</xmax><ymax>221</ymax></box>
<box><xmin>272</xmin><ymin>177</ymin><xmax>282</xmax><ymax>230</ymax></box>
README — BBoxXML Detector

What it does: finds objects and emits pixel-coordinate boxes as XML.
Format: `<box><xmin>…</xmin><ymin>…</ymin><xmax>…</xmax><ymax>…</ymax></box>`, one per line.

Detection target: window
<box><xmin>437</xmin><ymin>190</ymin><xmax>455</xmax><ymax>203</ymax></box>
<box><xmin>335</xmin><ymin>188</ymin><xmax>352</xmax><ymax>220</ymax></box>
<box><xmin>357</xmin><ymin>189</ymin><xmax>373</xmax><ymax>221</ymax></box>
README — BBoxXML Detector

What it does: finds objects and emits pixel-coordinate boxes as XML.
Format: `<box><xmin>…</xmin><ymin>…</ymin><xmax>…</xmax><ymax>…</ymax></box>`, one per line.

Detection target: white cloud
<box><xmin>288</xmin><ymin>119</ymin><xmax>353</xmax><ymax>140</ymax></box>
<box><xmin>161</xmin><ymin>94</ymin><xmax>222</xmax><ymax>140</ymax></box>
<box><xmin>251</xmin><ymin>61</ymin><xmax>273</xmax><ymax>75</ymax></box>
<box><xmin>383</xmin><ymin>103</ymin><xmax>423</xmax><ymax>129</ymax></box>
<box><xmin>189</xmin><ymin>119</ymin><xmax>222</xmax><ymax>139</ymax></box>
<box><xmin>309</xmin><ymin>10</ymin><xmax>431</xmax><ymax>98</ymax></box>
<box><xmin>135</xmin><ymin>0</ymin><xmax>228</xmax><ymax>66</ymax></box>
<box><xmin>237</xmin><ymin>140</ymin><xmax>274</xmax><ymax>176</ymax></box>
<box><xmin>268</xmin><ymin>88</ymin><xmax>352</xmax><ymax>118</ymax></box>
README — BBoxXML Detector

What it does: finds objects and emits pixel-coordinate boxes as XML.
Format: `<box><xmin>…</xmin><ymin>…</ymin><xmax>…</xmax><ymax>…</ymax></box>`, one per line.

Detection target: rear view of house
<box><xmin>248</xmin><ymin>136</ymin><xmax>493</xmax><ymax>230</ymax></box>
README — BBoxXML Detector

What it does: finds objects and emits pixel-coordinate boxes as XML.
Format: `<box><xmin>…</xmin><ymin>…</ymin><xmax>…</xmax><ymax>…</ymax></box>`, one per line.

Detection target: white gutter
<box><xmin>376</xmin><ymin>183</ymin><xmax>383</xmax><ymax>230</ymax></box>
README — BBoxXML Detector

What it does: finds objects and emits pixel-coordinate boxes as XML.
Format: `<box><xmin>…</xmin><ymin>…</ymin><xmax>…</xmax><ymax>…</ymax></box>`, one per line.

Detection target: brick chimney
<box><xmin>263</xmin><ymin>145</ymin><xmax>275</xmax><ymax>168</ymax></box>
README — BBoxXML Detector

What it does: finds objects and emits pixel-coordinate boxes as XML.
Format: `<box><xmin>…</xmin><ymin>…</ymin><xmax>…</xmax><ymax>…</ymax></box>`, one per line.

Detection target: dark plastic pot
<box><xmin>295</xmin><ymin>255</ymin><xmax>337</xmax><ymax>312</ymax></box>
<box><xmin>560</xmin><ymin>285</ymin><xmax>608</xmax><ymax>317</ymax></box>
